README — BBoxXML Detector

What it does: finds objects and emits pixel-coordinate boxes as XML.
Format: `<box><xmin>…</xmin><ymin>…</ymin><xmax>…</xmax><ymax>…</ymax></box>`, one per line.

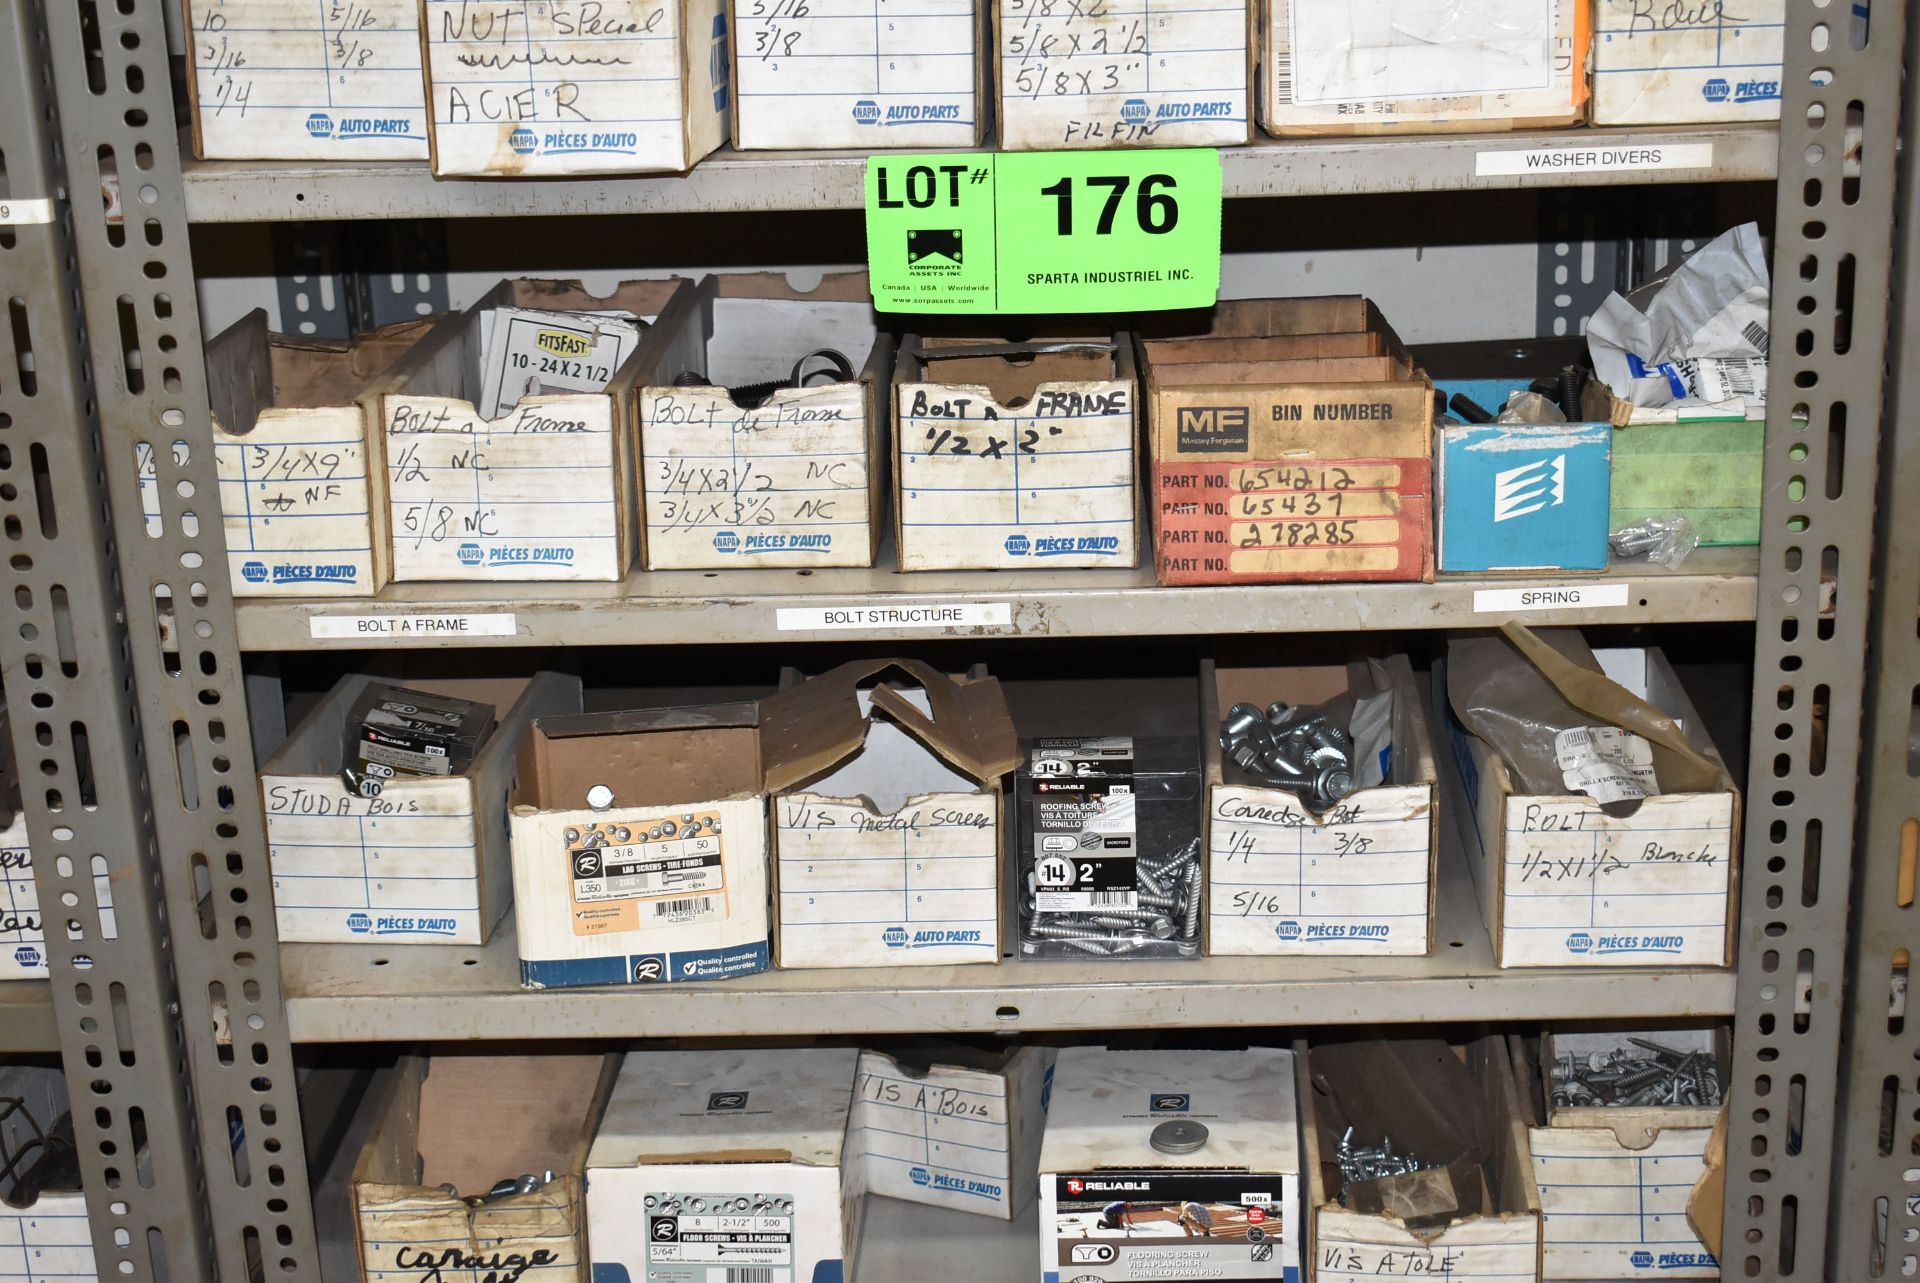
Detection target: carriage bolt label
<box><xmin>1029</xmin><ymin>737</ymin><xmax>1140</xmax><ymax>914</ymax></box>
<box><xmin>569</xmin><ymin>813</ymin><xmax>726</xmax><ymax>935</ymax></box>
<box><xmin>645</xmin><ymin>1191</ymin><xmax>795</xmax><ymax>1283</ymax></box>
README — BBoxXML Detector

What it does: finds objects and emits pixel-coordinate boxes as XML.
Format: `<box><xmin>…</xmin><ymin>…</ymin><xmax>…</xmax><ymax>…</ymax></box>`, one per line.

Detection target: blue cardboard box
<box><xmin>1437</xmin><ymin>422</ymin><xmax>1612</xmax><ymax>573</ymax></box>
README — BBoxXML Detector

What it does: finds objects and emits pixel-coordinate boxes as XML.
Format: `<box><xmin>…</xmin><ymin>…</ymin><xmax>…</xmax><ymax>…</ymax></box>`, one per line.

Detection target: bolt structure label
<box><xmin>865</xmin><ymin>150</ymin><xmax>1222</xmax><ymax>313</ymax></box>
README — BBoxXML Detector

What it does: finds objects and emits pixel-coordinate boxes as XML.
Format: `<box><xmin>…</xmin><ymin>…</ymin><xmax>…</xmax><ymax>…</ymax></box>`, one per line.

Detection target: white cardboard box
<box><xmin>767</xmin><ymin>659</ymin><xmax>1019</xmax><ymax>969</ymax></box>
<box><xmin>260</xmin><ymin>671</ymin><xmax>580</xmax><ymax>945</ymax></box>
<box><xmin>635</xmin><ymin>273</ymin><xmax>891</xmax><ymax>570</ymax></box>
<box><xmin>1593</xmin><ymin>0</ymin><xmax>1784</xmax><ymax>125</ymax></box>
<box><xmin>852</xmin><ymin>1044</ymin><xmax>1054</xmax><ymax>1220</ymax></box>
<box><xmin>1038</xmin><ymin>1047</ymin><xmax>1301</xmax><ymax>1283</ymax></box>
<box><xmin>200</xmin><ymin>310</ymin><xmax>431</xmax><ymax>598</ymax></box>
<box><xmin>183</xmin><ymin>0</ymin><xmax>428</xmax><ymax>160</ymax></box>
<box><xmin>587</xmin><ymin>1048</ymin><xmax>864</xmax><ymax>1283</ymax></box>
<box><xmin>420</xmin><ymin>0</ymin><xmax>730</xmax><ymax>175</ymax></box>
<box><xmin>996</xmin><ymin>0</ymin><xmax>1252</xmax><ymax>148</ymax></box>
<box><xmin>733</xmin><ymin>0</ymin><xmax>986</xmax><ymax>148</ymax></box>
<box><xmin>509</xmin><ymin>704</ymin><xmax>773</xmax><ymax>988</ymax></box>
<box><xmin>0</xmin><ymin>1065</ymin><xmax>96</xmax><ymax>1283</ymax></box>
<box><xmin>352</xmin><ymin>1053</ymin><xmax>617</xmax><ymax>1283</ymax></box>
<box><xmin>1262</xmin><ymin>0</ymin><xmax>1588</xmax><ymax>136</ymax></box>
<box><xmin>1205</xmin><ymin>657</ymin><xmax>1438</xmax><ymax>958</ymax></box>
<box><xmin>893</xmin><ymin>335</ymin><xmax>1139</xmax><ymax>571</ymax></box>
<box><xmin>369</xmin><ymin>277</ymin><xmax>687</xmax><ymax>583</ymax></box>
<box><xmin>1442</xmin><ymin>646</ymin><xmax>1742</xmax><ymax>969</ymax></box>
<box><xmin>0</xmin><ymin>720</ymin><xmax>46</xmax><ymax>979</ymax></box>
<box><xmin>1301</xmin><ymin>1037</ymin><xmax>1542</xmax><ymax>1283</ymax></box>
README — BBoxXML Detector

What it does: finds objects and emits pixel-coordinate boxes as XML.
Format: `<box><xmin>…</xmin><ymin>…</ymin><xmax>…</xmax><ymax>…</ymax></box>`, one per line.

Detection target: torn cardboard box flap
<box><xmin>514</xmin><ymin>703</ymin><xmax>765</xmax><ymax>816</ymax></box>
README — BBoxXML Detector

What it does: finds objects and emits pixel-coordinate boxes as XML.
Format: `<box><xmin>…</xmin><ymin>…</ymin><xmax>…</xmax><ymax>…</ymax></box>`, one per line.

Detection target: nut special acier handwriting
<box><xmin>432</xmin><ymin>0</ymin><xmax>669</xmax><ymax>123</ymax></box>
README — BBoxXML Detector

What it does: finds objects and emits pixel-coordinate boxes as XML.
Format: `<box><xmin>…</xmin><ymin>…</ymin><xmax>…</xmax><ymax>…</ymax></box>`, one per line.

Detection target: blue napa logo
<box><xmin>456</xmin><ymin>542</ymin><xmax>485</xmax><ymax>566</ymax></box>
<box><xmin>712</xmin><ymin>530</ymin><xmax>741</xmax><ymax>553</ymax></box>
<box><xmin>882</xmin><ymin>926</ymin><xmax>909</xmax><ymax>948</ymax></box>
<box><xmin>346</xmin><ymin>912</ymin><xmax>372</xmax><ymax>935</ymax></box>
<box><xmin>909</xmin><ymin>1167</ymin><xmax>931</xmax><ymax>1186</ymax></box>
<box><xmin>1701</xmin><ymin>78</ymin><xmax>1731</xmax><ymax>102</ymax></box>
<box><xmin>1631</xmin><ymin>1253</ymin><xmax>1655</xmax><ymax>1269</ymax></box>
<box><xmin>852</xmin><ymin>99</ymin><xmax>882</xmax><ymax>124</ymax></box>
<box><xmin>509</xmin><ymin>128</ymin><xmax>538</xmax><ymax>155</ymax></box>
<box><xmin>306</xmin><ymin>112</ymin><xmax>335</xmax><ymax>138</ymax></box>
<box><xmin>13</xmin><ymin>946</ymin><xmax>41</xmax><ymax>968</ymax></box>
<box><xmin>240</xmin><ymin>560</ymin><xmax>268</xmax><ymax>583</ymax></box>
<box><xmin>1004</xmin><ymin>534</ymin><xmax>1031</xmax><ymax>556</ymax></box>
<box><xmin>1120</xmin><ymin>98</ymin><xmax>1150</xmax><ymax>124</ymax></box>
<box><xmin>711</xmin><ymin>15</ymin><xmax>730</xmax><ymax>112</ymax></box>
<box><xmin>1566</xmin><ymin>931</ymin><xmax>1594</xmax><ymax>954</ymax></box>
<box><xmin>1276</xmin><ymin>920</ymin><xmax>1302</xmax><ymax>941</ymax></box>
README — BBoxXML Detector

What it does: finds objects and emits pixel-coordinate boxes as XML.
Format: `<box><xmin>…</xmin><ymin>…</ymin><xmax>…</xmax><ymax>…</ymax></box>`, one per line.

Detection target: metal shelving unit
<box><xmin>1</xmin><ymin>2</ymin><xmax>1912</xmax><ymax>1281</ymax></box>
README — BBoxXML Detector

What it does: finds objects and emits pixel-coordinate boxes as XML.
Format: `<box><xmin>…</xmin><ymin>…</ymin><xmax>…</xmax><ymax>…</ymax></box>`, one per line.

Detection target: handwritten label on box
<box><xmin>852</xmin><ymin>1051</ymin><xmax>1015</xmax><ymax>1212</ymax></box>
<box><xmin>1208</xmin><ymin>784</ymin><xmax>1431</xmax><ymax>955</ymax></box>
<box><xmin>642</xmin><ymin>384</ymin><xmax>873</xmax><ymax>568</ymax></box>
<box><xmin>213</xmin><ymin>412</ymin><xmax>378</xmax><ymax>596</ymax></box>
<box><xmin>896</xmin><ymin>382</ymin><xmax>1136</xmax><ymax>570</ymax></box>
<box><xmin>0</xmin><ymin>816</ymin><xmax>45</xmax><ymax>979</ymax></box>
<box><xmin>187</xmin><ymin>0</ymin><xmax>427</xmax><ymax>160</ymax></box>
<box><xmin>384</xmin><ymin>395</ymin><xmax>623</xmax><ymax>581</ymax></box>
<box><xmin>1314</xmin><ymin>1236</ymin><xmax>1537</xmax><ymax>1282</ymax></box>
<box><xmin>998</xmin><ymin>0</ymin><xmax>1249</xmax><ymax>148</ymax></box>
<box><xmin>735</xmin><ymin>0</ymin><xmax>979</xmax><ymax>148</ymax></box>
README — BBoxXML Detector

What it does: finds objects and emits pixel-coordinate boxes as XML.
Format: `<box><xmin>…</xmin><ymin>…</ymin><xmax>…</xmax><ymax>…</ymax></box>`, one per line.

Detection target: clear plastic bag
<box><xmin>1610</xmin><ymin>512</ymin><xmax>1700</xmax><ymax>571</ymax></box>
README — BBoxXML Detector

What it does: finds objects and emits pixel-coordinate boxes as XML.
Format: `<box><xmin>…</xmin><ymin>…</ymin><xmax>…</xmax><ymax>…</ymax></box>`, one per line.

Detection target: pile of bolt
<box><xmin>1024</xmin><ymin>837</ymin><xmax>1202</xmax><ymax>957</ymax></box>
<box><xmin>1220</xmin><ymin>703</ymin><xmax>1355</xmax><ymax>811</ymax></box>
<box><xmin>1335</xmin><ymin>1125</ymin><xmax>1430</xmax><ymax>1189</ymax></box>
<box><xmin>644</xmin><ymin>1193</ymin><xmax>793</xmax><ymax>1217</ymax></box>
<box><xmin>1549</xmin><ymin>1038</ymin><xmax>1722</xmax><ymax>1108</ymax></box>
<box><xmin>438</xmin><ymin>1170</ymin><xmax>553</xmax><ymax>1207</ymax></box>
<box><xmin>565</xmin><ymin>814</ymin><xmax>718</xmax><ymax>847</ymax></box>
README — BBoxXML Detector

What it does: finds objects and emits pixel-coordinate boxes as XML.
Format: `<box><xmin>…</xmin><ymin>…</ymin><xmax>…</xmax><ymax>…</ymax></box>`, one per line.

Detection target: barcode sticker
<box><xmin>1741</xmin><ymin>319</ymin><xmax>1771</xmax><ymax>357</ymax></box>
<box><xmin>725</xmin><ymin>1270</ymin><xmax>775</xmax><ymax>1283</ymax></box>
<box><xmin>654</xmin><ymin>897</ymin><xmax>710</xmax><ymax>917</ymax></box>
<box><xmin>1555</xmin><ymin>726</ymin><xmax>1657</xmax><ymax>805</ymax></box>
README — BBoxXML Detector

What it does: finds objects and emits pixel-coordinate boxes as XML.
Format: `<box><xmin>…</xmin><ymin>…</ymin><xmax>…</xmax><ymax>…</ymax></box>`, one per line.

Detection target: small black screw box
<box><xmin>345</xmin><ymin>682</ymin><xmax>497</xmax><ymax>788</ymax></box>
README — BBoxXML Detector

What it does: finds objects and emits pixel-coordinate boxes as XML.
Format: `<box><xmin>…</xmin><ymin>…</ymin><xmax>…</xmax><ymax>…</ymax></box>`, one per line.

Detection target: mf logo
<box><xmin>1492</xmin><ymin>453</ymin><xmax>1566</xmax><ymax>522</ymax></box>
<box><xmin>1175</xmin><ymin>405</ymin><xmax>1249</xmax><ymax>453</ymax></box>
<box><xmin>1150</xmin><ymin>1093</ymin><xmax>1189</xmax><ymax>1112</ymax></box>
<box><xmin>707</xmin><ymin>1091</ymin><xmax>749</xmax><ymax>1111</ymax></box>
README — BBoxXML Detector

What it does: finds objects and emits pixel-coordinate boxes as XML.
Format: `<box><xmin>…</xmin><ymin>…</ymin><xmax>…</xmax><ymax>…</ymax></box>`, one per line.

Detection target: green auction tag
<box><xmin>865</xmin><ymin>149</ymin><xmax>1222</xmax><ymax>314</ymax></box>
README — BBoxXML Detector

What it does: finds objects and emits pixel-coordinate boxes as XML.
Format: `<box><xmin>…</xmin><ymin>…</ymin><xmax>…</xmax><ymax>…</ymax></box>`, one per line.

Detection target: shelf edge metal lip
<box><xmin>181</xmin><ymin>124</ymin><xmax>1780</xmax><ymax>224</ymax></box>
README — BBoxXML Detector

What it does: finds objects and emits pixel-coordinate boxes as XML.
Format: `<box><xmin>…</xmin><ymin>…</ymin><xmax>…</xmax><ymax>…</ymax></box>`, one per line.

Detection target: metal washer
<box><xmin>1150</xmin><ymin>1119</ymin><xmax>1210</xmax><ymax>1154</ymax></box>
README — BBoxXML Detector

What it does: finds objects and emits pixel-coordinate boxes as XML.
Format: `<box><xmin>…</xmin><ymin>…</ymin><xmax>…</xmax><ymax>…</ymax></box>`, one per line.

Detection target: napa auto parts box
<box><xmin>1039</xmin><ymin>1046</ymin><xmax>1301</xmax><ymax>1283</ymax></box>
<box><xmin>1593</xmin><ymin>0</ymin><xmax>1784</xmax><ymax>125</ymax></box>
<box><xmin>635</xmin><ymin>272</ymin><xmax>892</xmax><ymax>569</ymax></box>
<box><xmin>587</xmin><ymin>1047</ymin><xmax>863</xmax><ymax>1283</ymax></box>
<box><xmin>766</xmin><ymin>659</ymin><xmax>1019</xmax><ymax>969</ymax></box>
<box><xmin>1263</xmin><ymin>0</ymin><xmax>1588</xmax><ymax>136</ymax></box>
<box><xmin>0</xmin><ymin>718</ymin><xmax>46</xmax><ymax>979</ymax></box>
<box><xmin>508</xmin><ymin>703</ymin><xmax>772</xmax><ymax>987</ymax></box>
<box><xmin>1142</xmin><ymin>298</ymin><xmax>1434</xmax><ymax>585</ymax></box>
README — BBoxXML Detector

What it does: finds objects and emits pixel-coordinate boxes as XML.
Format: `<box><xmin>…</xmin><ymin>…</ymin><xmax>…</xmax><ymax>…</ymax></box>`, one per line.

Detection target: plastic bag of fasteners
<box><xmin>1017</xmin><ymin>735</ymin><xmax>1203</xmax><ymax>959</ymax></box>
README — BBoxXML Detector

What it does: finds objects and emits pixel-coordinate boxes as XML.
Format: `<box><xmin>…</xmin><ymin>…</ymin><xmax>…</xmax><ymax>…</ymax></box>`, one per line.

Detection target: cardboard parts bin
<box><xmin>0</xmin><ymin>717</ymin><xmax>45</xmax><ymax>979</ymax></box>
<box><xmin>509</xmin><ymin>703</ymin><xmax>775</xmax><ymax>988</ymax></box>
<box><xmin>635</xmin><ymin>273</ymin><xmax>892</xmax><ymax>569</ymax></box>
<box><xmin>764</xmin><ymin>659</ymin><xmax>1020</xmax><ymax>969</ymax></box>
<box><xmin>0</xmin><ymin>1064</ymin><xmax>96</xmax><ymax>1281</ymax></box>
<box><xmin>1592</xmin><ymin>0</ymin><xmax>1785</xmax><ymax>125</ymax></box>
<box><xmin>894</xmin><ymin>334</ymin><xmax>1139</xmax><ymax>571</ymax></box>
<box><xmin>259</xmin><ymin>671</ymin><xmax>580</xmax><ymax>945</ymax></box>
<box><xmin>1435</xmin><ymin>420</ymin><xmax>1612</xmax><ymax>575</ymax></box>
<box><xmin>1513</xmin><ymin>1030</ymin><xmax>1726</xmax><ymax>1279</ymax></box>
<box><xmin>1300</xmin><ymin>1037</ymin><xmax>1542</xmax><ymax>1282</ymax></box>
<box><xmin>1263</xmin><ymin>0</ymin><xmax>1589</xmax><ymax>137</ymax></box>
<box><xmin>201</xmin><ymin>309</ymin><xmax>432</xmax><ymax>598</ymax></box>
<box><xmin>587</xmin><ymin>1048</ymin><xmax>864</xmax><ymax>1283</ymax></box>
<box><xmin>351</xmin><ymin>1052</ymin><xmax>617</xmax><ymax>1283</ymax></box>
<box><xmin>1204</xmin><ymin>657</ymin><xmax>1438</xmax><ymax>957</ymax></box>
<box><xmin>1586</xmin><ymin>385</ymin><xmax>1765</xmax><ymax>547</ymax></box>
<box><xmin>1038</xmin><ymin>1046</ymin><xmax>1303</xmax><ymax>1283</ymax></box>
<box><xmin>1441</xmin><ymin>637</ymin><xmax>1741</xmax><ymax>969</ymax></box>
<box><xmin>367</xmin><ymin>277</ymin><xmax>687</xmax><ymax>583</ymax></box>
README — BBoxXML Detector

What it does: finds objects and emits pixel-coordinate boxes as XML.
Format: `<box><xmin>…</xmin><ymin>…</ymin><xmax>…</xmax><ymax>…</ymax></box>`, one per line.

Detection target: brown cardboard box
<box><xmin>1142</xmin><ymin>302</ymin><xmax>1434</xmax><ymax>585</ymax></box>
<box><xmin>351</xmin><ymin>1053</ymin><xmax>618</xmax><ymax>1283</ymax></box>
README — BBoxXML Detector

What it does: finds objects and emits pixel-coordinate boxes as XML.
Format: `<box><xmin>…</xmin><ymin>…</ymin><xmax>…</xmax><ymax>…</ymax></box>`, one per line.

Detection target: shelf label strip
<box><xmin>775</xmin><ymin>603</ymin><xmax>1014</xmax><ymax>631</ymax></box>
<box><xmin>1475</xmin><ymin>143</ymin><xmax>1714</xmax><ymax>178</ymax></box>
<box><xmin>1473</xmin><ymin>582</ymin><xmax>1630</xmax><ymax>614</ymax></box>
<box><xmin>0</xmin><ymin>199</ymin><xmax>55</xmax><ymax>226</ymax></box>
<box><xmin>308</xmin><ymin>612</ymin><xmax>518</xmax><ymax>639</ymax></box>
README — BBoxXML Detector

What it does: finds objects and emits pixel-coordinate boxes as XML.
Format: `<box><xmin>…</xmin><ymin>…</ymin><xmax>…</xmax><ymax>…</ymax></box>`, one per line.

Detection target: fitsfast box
<box><xmin>1203</xmin><ymin>657</ymin><xmax>1438</xmax><ymax>957</ymax></box>
<box><xmin>1039</xmin><ymin>1047</ymin><xmax>1302</xmax><ymax>1283</ymax></box>
<box><xmin>1435</xmin><ymin>421</ymin><xmax>1612</xmax><ymax>574</ymax></box>
<box><xmin>766</xmin><ymin>659</ymin><xmax>1020</xmax><ymax>969</ymax></box>
<box><xmin>732</xmin><ymin>0</ymin><xmax>987</xmax><ymax>148</ymax></box>
<box><xmin>893</xmin><ymin>335</ymin><xmax>1139</xmax><ymax>571</ymax></box>
<box><xmin>259</xmin><ymin>671</ymin><xmax>579</xmax><ymax>945</ymax></box>
<box><xmin>634</xmin><ymin>272</ymin><xmax>893</xmax><ymax>570</ymax></box>
<box><xmin>586</xmin><ymin>1048</ymin><xmax>864</xmax><ymax>1283</ymax></box>
<box><xmin>1142</xmin><ymin>297</ymin><xmax>1434</xmax><ymax>585</ymax></box>
<box><xmin>1263</xmin><ymin>0</ymin><xmax>1589</xmax><ymax>136</ymax></box>
<box><xmin>0</xmin><ymin>718</ymin><xmax>45</xmax><ymax>979</ymax></box>
<box><xmin>852</xmin><ymin>1044</ymin><xmax>1054</xmax><ymax>1220</ymax></box>
<box><xmin>351</xmin><ymin>1053</ymin><xmax>617</xmax><ymax>1283</ymax></box>
<box><xmin>198</xmin><ymin>310</ymin><xmax>432</xmax><ymax>598</ymax></box>
<box><xmin>508</xmin><ymin>703</ymin><xmax>773</xmax><ymax>988</ymax></box>
<box><xmin>1593</xmin><ymin>0</ymin><xmax>1784</xmax><ymax>125</ymax></box>
<box><xmin>1441</xmin><ymin>646</ymin><xmax>1742</xmax><ymax>969</ymax></box>
<box><xmin>420</xmin><ymin>0</ymin><xmax>728</xmax><ymax>175</ymax></box>
<box><xmin>366</xmin><ymin>277</ymin><xmax>687</xmax><ymax>583</ymax></box>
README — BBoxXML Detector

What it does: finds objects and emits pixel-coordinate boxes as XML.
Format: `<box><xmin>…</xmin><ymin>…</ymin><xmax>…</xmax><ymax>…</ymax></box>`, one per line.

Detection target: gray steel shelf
<box><xmin>180</xmin><ymin>124</ymin><xmax>1779</xmax><ymax>223</ymax></box>
<box><xmin>236</xmin><ymin>545</ymin><xmax>1758</xmax><ymax>649</ymax></box>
